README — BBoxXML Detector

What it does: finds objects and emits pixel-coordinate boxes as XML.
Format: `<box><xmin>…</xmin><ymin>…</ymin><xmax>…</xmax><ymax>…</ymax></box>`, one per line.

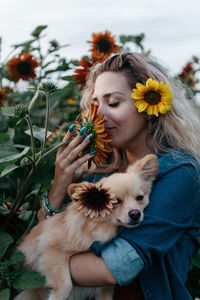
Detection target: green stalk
<box><xmin>24</xmin><ymin>116</ymin><xmax>36</xmax><ymax>165</ymax></box>
<box><xmin>41</xmin><ymin>92</ymin><xmax>50</xmax><ymax>155</ymax></box>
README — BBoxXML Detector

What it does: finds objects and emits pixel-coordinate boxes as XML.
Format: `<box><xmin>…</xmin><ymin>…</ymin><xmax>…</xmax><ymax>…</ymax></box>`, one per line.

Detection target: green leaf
<box><xmin>0</xmin><ymin>147</ymin><xmax>29</xmax><ymax>163</ymax></box>
<box><xmin>1</xmin><ymin>164</ymin><xmax>20</xmax><ymax>177</ymax></box>
<box><xmin>25</xmin><ymin>125</ymin><xmax>51</xmax><ymax>143</ymax></box>
<box><xmin>0</xmin><ymin>230</ymin><xmax>13</xmax><ymax>260</ymax></box>
<box><xmin>9</xmin><ymin>250</ymin><xmax>25</xmax><ymax>265</ymax></box>
<box><xmin>61</xmin><ymin>75</ymin><xmax>73</xmax><ymax>81</ymax></box>
<box><xmin>18</xmin><ymin>203</ymin><xmax>32</xmax><ymax>221</ymax></box>
<box><xmin>12</xmin><ymin>269</ymin><xmax>46</xmax><ymax>289</ymax></box>
<box><xmin>12</xmin><ymin>38</ymin><xmax>36</xmax><ymax>49</ymax></box>
<box><xmin>1</xmin><ymin>106</ymin><xmax>15</xmax><ymax>117</ymax></box>
<box><xmin>0</xmin><ymin>145</ymin><xmax>18</xmax><ymax>159</ymax></box>
<box><xmin>31</xmin><ymin>151</ymin><xmax>56</xmax><ymax>184</ymax></box>
<box><xmin>0</xmin><ymin>288</ymin><xmax>10</xmax><ymax>300</ymax></box>
<box><xmin>31</xmin><ymin>25</ymin><xmax>47</xmax><ymax>37</ymax></box>
<box><xmin>28</xmin><ymin>88</ymin><xmax>39</xmax><ymax>111</ymax></box>
<box><xmin>0</xmin><ymin>132</ymin><xmax>10</xmax><ymax>142</ymax></box>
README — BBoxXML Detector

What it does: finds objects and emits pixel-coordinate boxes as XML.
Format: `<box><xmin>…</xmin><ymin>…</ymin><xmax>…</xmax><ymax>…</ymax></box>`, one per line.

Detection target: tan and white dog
<box><xmin>15</xmin><ymin>154</ymin><xmax>158</xmax><ymax>300</ymax></box>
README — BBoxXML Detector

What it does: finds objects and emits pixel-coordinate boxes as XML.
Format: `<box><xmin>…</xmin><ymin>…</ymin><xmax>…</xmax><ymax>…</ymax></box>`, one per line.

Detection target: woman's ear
<box><xmin>127</xmin><ymin>154</ymin><xmax>158</xmax><ymax>182</ymax></box>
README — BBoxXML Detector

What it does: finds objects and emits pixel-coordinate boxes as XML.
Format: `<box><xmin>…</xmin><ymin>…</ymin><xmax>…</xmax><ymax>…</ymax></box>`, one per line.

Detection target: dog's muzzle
<box><xmin>128</xmin><ymin>209</ymin><xmax>141</xmax><ymax>225</ymax></box>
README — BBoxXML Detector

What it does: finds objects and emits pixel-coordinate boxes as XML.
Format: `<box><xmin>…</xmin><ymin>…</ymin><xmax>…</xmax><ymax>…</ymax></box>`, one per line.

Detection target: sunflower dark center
<box><xmin>144</xmin><ymin>91</ymin><xmax>161</xmax><ymax>105</ymax></box>
<box><xmin>97</xmin><ymin>38</ymin><xmax>112</xmax><ymax>53</ymax></box>
<box><xmin>82</xmin><ymin>188</ymin><xmax>109</xmax><ymax>211</ymax></box>
<box><xmin>17</xmin><ymin>61</ymin><xmax>31</xmax><ymax>75</ymax></box>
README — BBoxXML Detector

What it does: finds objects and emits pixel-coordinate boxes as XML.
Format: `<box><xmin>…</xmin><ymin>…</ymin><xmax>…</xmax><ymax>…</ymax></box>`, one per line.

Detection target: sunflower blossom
<box><xmin>72</xmin><ymin>183</ymin><xmax>118</xmax><ymax>218</ymax></box>
<box><xmin>131</xmin><ymin>78</ymin><xmax>173</xmax><ymax>117</ymax></box>
<box><xmin>88</xmin><ymin>31</ymin><xmax>120</xmax><ymax>62</ymax></box>
<box><xmin>72</xmin><ymin>57</ymin><xmax>93</xmax><ymax>90</ymax></box>
<box><xmin>74</xmin><ymin>103</ymin><xmax>113</xmax><ymax>167</ymax></box>
<box><xmin>7</xmin><ymin>51</ymin><xmax>39</xmax><ymax>82</ymax></box>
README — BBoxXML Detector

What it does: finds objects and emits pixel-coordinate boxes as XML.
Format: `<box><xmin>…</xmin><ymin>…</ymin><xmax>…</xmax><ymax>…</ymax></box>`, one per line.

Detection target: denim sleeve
<box><xmin>100</xmin><ymin>237</ymin><xmax>144</xmax><ymax>286</ymax></box>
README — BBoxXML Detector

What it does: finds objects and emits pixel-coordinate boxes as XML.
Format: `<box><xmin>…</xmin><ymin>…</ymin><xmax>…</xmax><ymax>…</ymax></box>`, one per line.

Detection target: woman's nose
<box><xmin>98</xmin><ymin>104</ymin><xmax>108</xmax><ymax>120</ymax></box>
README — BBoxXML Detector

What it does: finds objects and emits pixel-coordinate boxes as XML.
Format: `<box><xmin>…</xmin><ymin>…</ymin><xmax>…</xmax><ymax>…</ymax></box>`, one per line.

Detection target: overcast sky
<box><xmin>1</xmin><ymin>0</ymin><xmax>200</xmax><ymax>75</ymax></box>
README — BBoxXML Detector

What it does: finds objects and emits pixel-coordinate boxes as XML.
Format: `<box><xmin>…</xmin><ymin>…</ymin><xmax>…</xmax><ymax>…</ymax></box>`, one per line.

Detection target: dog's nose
<box><xmin>128</xmin><ymin>209</ymin><xmax>141</xmax><ymax>221</ymax></box>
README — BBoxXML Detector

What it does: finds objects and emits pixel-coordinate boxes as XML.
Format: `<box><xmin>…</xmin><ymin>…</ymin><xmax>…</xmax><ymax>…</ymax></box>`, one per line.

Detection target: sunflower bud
<box><xmin>14</xmin><ymin>104</ymin><xmax>29</xmax><ymax>119</ymax></box>
<box><xmin>39</xmin><ymin>82</ymin><xmax>58</xmax><ymax>94</ymax></box>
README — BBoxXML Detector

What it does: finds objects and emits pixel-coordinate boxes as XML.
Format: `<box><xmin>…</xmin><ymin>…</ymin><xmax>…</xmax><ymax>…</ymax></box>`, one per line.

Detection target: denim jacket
<box><xmin>85</xmin><ymin>151</ymin><xmax>200</xmax><ymax>300</ymax></box>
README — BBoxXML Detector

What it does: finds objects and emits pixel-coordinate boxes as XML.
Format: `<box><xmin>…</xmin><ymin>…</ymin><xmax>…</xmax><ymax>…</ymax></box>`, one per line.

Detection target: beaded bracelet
<box><xmin>41</xmin><ymin>190</ymin><xmax>65</xmax><ymax>218</ymax></box>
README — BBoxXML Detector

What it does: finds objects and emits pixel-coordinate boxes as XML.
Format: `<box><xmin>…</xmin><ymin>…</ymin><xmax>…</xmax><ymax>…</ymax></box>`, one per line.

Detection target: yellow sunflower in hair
<box><xmin>131</xmin><ymin>78</ymin><xmax>173</xmax><ymax>117</ymax></box>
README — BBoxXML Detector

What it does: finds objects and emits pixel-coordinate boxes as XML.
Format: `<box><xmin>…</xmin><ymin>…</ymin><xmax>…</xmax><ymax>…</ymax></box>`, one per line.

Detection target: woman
<box><xmin>38</xmin><ymin>51</ymin><xmax>200</xmax><ymax>299</ymax></box>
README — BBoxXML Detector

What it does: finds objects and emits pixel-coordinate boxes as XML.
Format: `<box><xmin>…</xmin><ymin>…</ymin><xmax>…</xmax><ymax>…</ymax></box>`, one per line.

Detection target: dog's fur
<box><xmin>15</xmin><ymin>154</ymin><xmax>158</xmax><ymax>300</ymax></box>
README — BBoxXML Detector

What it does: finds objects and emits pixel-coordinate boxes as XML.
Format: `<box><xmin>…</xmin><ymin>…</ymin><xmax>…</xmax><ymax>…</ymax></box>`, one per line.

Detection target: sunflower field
<box><xmin>0</xmin><ymin>25</ymin><xmax>200</xmax><ymax>299</ymax></box>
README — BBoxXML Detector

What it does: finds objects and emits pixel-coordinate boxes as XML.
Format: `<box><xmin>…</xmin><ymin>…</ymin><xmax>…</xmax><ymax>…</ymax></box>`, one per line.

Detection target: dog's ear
<box><xmin>127</xmin><ymin>154</ymin><xmax>158</xmax><ymax>182</ymax></box>
<box><xmin>68</xmin><ymin>183</ymin><xmax>78</xmax><ymax>198</ymax></box>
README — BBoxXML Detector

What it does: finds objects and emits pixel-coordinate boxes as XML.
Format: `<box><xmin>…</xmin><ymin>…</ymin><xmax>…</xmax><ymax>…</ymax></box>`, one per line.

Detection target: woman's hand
<box><xmin>38</xmin><ymin>125</ymin><xmax>95</xmax><ymax>220</ymax></box>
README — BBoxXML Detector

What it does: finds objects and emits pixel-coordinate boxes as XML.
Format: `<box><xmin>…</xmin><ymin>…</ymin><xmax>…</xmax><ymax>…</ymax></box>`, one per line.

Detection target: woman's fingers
<box><xmin>57</xmin><ymin>123</ymin><xmax>77</xmax><ymax>155</ymax></box>
<box><xmin>68</xmin><ymin>151</ymin><xmax>96</xmax><ymax>173</ymax></box>
<box><xmin>62</xmin><ymin>134</ymin><xmax>93</xmax><ymax>164</ymax></box>
<box><xmin>60</xmin><ymin>127</ymin><xmax>87</xmax><ymax>158</ymax></box>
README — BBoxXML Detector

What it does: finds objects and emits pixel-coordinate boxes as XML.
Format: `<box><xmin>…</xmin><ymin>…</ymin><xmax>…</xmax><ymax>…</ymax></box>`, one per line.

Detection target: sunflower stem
<box><xmin>41</xmin><ymin>91</ymin><xmax>50</xmax><ymax>155</ymax></box>
<box><xmin>24</xmin><ymin>116</ymin><xmax>36</xmax><ymax>166</ymax></box>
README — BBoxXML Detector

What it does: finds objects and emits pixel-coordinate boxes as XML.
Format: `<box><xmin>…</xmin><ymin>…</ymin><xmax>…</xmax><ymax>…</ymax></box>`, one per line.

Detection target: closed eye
<box><xmin>109</xmin><ymin>102</ymin><xmax>120</xmax><ymax>107</ymax></box>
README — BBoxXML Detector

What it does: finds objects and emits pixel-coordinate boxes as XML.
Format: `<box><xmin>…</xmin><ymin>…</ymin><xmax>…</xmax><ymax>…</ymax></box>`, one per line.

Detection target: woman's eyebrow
<box><xmin>92</xmin><ymin>91</ymin><xmax>125</xmax><ymax>101</ymax></box>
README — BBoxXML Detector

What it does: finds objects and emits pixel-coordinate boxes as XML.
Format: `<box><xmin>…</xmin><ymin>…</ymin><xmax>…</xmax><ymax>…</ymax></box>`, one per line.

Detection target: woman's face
<box><xmin>92</xmin><ymin>71</ymin><xmax>148</xmax><ymax>151</ymax></box>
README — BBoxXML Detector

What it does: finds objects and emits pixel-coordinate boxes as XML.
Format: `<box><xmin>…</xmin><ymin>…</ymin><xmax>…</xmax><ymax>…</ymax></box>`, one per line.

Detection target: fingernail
<box><xmin>90</xmin><ymin>150</ymin><xmax>97</xmax><ymax>155</ymax></box>
<box><xmin>68</xmin><ymin>124</ymin><xmax>75</xmax><ymax>132</ymax></box>
<box><xmin>84</xmin><ymin>133</ymin><xmax>93</xmax><ymax>141</ymax></box>
<box><xmin>79</xmin><ymin>127</ymin><xmax>86</xmax><ymax>135</ymax></box>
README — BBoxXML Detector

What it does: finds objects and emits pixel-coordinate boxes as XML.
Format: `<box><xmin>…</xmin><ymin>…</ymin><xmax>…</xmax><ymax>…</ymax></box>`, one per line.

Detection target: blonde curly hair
<box><xmin>80</xmin><ymin>51</ymin><xmax>200</xmax><ymax>172</ymax></box>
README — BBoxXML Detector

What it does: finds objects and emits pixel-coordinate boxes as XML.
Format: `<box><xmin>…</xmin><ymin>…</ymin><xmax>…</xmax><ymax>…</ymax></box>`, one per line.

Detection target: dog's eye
<box><xmin>136</xmin><ymin>195</ymin><xmax>144</xmax><ymax>201</ymax></box>
<box><xmin>114</xmin><ymin>198</ymin><xmax>122</xmax><ymax>205</ymax></box>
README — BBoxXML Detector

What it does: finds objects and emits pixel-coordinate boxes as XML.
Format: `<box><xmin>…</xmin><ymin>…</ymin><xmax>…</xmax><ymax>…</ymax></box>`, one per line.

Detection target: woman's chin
<box><xmin>109</xmin><ymin>139</ymin><xmax>122</xmax><ymax>149</ymax></box>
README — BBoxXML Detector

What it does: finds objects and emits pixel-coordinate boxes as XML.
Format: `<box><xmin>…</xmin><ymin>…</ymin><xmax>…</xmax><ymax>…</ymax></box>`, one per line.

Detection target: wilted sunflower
<box><xmin>72</xmin><ymin>183</ymin><xmax>118</xmax><ymax>218</ymax></box>
<box><xmin>74</xmin><ymin>103</ymin><xmax>113</xmax><ymax>167</ymax></box>
<box><xmin>0</xmin><ymin>88</ymin><xmax>7</xmax><ymax>107</ymax></box>
<box><xmin>88</xmin><ymin>31</ymin><xmax>120</xmax><ymax>62</ymax></box>
<box><xmin>72</xmin><ymin>57</ymin><xmax>93</xmax><ymax>90</ymax></box>
<box><xmin>131</xmin><ymin>78</ymin><xmax>173</xmax><ymax>117</ymax></box>
<box><xmin>7</xmin><ymin>51</ymin><xmax>39</xmax><ymax>82</ymax></box>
